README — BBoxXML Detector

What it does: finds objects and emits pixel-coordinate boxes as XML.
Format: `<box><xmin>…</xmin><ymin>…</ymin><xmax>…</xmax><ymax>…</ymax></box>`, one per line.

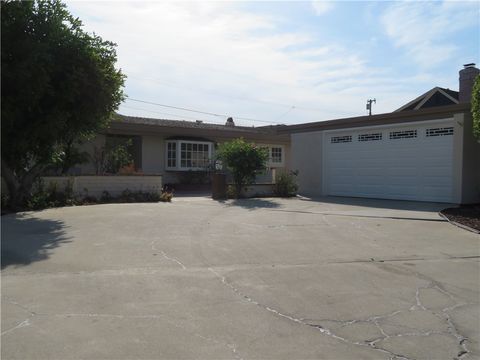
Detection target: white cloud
<box><xmin>311</xmin><ymin>1</ymin><xmax>334</xmax><ymax>16</ymax></box>
<box><xmin>65</xmin><ymin>1</ymin><xmax>441</xmax><ymax>125</ymax></box>
<box><xmin>381</xmin><ymin>1</ymin><xmax>478</xmax><ymax>68</ymax></box>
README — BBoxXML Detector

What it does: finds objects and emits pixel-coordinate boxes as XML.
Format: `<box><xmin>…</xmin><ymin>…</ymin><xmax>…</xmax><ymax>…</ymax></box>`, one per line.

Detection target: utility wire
<box><xmin>121</xmin><ymin>105</ymin><xmax>218</xmax><ymax>123</ymax></box>
<box><xmin>128</xmin><ymin>73</ymin><xmax>330</xmax><ymax>113</ymax></box>
<box><xmin>125</xmin><ymin>97</ymin><xmax>281</xmax><ymax>125</ymax></box>
<box><xmin>127</xmin><ymin>74</ymin><xmax>294</xmax><ymax>110</ymax></box>
<box><xmin>127</xmin><ymin>98</ymin><xmax>225</xmax><ymax>118</ymax></box>
<box><xmin>274</xmin><ymin>106</ymin><xmax>296</xmax><ymax>121</ymax></box>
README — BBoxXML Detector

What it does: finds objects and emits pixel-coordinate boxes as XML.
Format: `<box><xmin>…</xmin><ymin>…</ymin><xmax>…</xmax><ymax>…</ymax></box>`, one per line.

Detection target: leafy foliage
<box><xmin>27</xmin><ymin>178</ymin><xmax>76</xmax><ymax>210</ymax></box>
<box><xmin>104</xmin><ymin>140</ymin><xmax>134</xmax><ymax>174</ymax></box>
<box><xmin>1</xmin><ymin>0</ymin><xmax>125</xmax><ymax>208</ymax></box>
<box><xmin>50</xmin><ymin>143</ymin><xmax>90</xmax><ymax>175</ymax></box>
<box><xmin>26</xmin><ymin>182</ymin><xmax>171</xmax><ymax>211</ymax></box>
<box><xmin>275</xmin><ymin>170</ymin><xmax>299</xmax><ymax>197</ymax></box>
<box><xmin>472</xmin><ymin>75</ymin><xmax>480</xmax><ymax>140</ymax></box>
<box><xmin>216</xmin><ymin>138</ymin><xmax>268</xmax><ymax>197</ymax></box>
<box><xmin>92</xmin><ymin>138</ymin><xmax>135</xmax><ymax>175</ymax></box>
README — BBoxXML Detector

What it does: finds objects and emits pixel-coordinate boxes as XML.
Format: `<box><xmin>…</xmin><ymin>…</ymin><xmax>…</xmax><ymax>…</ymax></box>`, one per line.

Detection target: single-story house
<box><xmin>75</xmin><ymin>64</ymin><xmax>479</xmax><ymax>204</ymax></box>
<box><xmin>76</xmin><ymin>116</ymin><xmax>291</xmax><ymax>186</ymax></box>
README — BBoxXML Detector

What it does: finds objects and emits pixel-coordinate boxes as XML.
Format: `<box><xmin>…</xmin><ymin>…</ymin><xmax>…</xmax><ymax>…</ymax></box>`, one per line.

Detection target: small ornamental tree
<box><xmin>471</xmin><ymin>75</ymin><xmax>480</xmax><ymax>140</ymax></box>
<box><xmin>217</xmin><ymin>138</ymin><xmax>268</xmax><ymax>198</ymax></box>
<box><xmin>1</xmin><ymin>0</ymin><xmax>125</xmax><ymax>209</ymax></box>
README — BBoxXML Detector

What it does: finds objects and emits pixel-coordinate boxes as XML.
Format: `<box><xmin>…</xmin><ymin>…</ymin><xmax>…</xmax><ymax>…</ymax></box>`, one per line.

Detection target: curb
<box><xmin>438</xmin><ymin>212</ymin><xmax>480</xmax><ymax>234</ymax></box>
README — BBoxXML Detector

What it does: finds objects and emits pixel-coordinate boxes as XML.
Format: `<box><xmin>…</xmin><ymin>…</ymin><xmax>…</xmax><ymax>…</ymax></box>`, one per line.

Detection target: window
<box><xmin>389</xmin><ymin>130</ymin><xmax>417</xmax><ymax>139</ymax></box>
<box><xmin>271</xmin><ymin>147</ymin><xmax>282</xmax><ymax>164</ymax></box>
<box><xmin>180</xmin><ymin>142</ymin><xmax>210</xmax><ymax>168</ymax></box>
<box><xmin>167</xmin><ymin>142</ymin><xmax>176</xmax><ymax>168</ymax></box>
<box><xmin>257</xmin><ymin>144</ymin><xmax>285</xmax><ymax>167</ymax></box>
<box><xmin>331</xmin><ymin>135</ymin><xmax>352</xmax><ymax>143</ymax></box>
<box><xmin>165</xmin><ymin>140</ymin><xmax>212</xmax><ymax>170</ymax></box>
<box><xmin>358</xmin><ymin>133</ymin><xmax>382</xmax><ymax>142</ymax></box>
<box><xmin>426</xmin><ymin>127</ymin><xmax>454</xmax><ymax>137</ymax></box>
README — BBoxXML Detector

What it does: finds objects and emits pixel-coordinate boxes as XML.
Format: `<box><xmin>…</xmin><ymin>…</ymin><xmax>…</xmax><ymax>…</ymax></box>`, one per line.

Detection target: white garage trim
<box><xmin>321</xmin><ymin>118</ymin><xmax>459</xmax><ymax>203</ymax></box>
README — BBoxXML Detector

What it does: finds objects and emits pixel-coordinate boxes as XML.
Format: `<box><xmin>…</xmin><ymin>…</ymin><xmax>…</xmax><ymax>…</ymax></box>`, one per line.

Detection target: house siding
<box><xmin>461</xmin><ymin>111</ymin><xmax>480</xmax><ymax>203</ymax></box>
<box><xmin>142</xmin><ymin>135</ymin><xmax>165</xmax><ymax>175</ymax></box>
<box><xmin>291</xmin><ymin>131</ymin><xmax>323</xmax><ymax>196</ymax></box>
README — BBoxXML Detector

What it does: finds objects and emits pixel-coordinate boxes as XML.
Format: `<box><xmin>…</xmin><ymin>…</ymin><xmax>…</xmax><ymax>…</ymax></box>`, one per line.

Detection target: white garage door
<box><xmin>324</xmin><ymin>120</ymin><xmax>455</xmax><ymax>202</ymax></box>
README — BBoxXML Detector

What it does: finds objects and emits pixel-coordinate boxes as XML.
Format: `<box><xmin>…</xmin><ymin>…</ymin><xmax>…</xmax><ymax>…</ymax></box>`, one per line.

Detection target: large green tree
<box><xmin>1</xmin><ymin>0</ymin><xmax>125</xmax><ymax>208</ymax></box>
<box><xmin>217</xmin><ymin>138</ymin><xmax>268</xmax><ymax>197</ymax></box>
<box><xmin>472</xmin><ymin>75</ymin><xmax>480</xmax><ymax>140</ymax></box>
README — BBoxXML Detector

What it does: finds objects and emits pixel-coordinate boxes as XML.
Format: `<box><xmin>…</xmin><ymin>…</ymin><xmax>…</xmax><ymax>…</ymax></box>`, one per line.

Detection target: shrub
<box><xmin>160</xmin><ymin>186</ymin><xmax>174</xmax><ymax>202</ymax></box>
<box><xmin>100</xmin><ymin>190</ymin><xmax>113</xmax><ymax>202</ymax></box>
<box><xmin>27</xmin><ymin>179</ymin><xmax>77</xmax><ymax>210</ymax></box>
<box><xmin>216</xmin><ymin>138</ymin><xmax>268</xmax><ymax>198</ymax></box>
<box><xmin>275</xmin><ymin>170</ymin><xmax>299</xmax><ymax>197</ymax></box>
<box><xmin>92</xmin><ymin>140</ymin><xmax>134</xmax><ymax>175</ymax></box>
<box><xmin>104</xmin><ymin>139</ymin><xmax>134</xmax><ymax>174</ymax></box>
<box><xmin>18</xmin><ymin>181</ymin><xmax>172</xmax><ymax>211</ymax></box>
<box><xmin>226</xmin><ymin>185</ymin><xmax>237</xmax><ymax>199</ymax></box>
<box><xmin>472</xmin><ymin>75</ymin><xmax>480</xmax><ymax>140</ymax></box>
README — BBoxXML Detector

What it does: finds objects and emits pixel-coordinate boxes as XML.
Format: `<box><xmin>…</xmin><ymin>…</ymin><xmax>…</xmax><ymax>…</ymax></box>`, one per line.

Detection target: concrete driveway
<box><xmin>1</xmin><ymin>197</ymin><xmax>479</xmax><ymax>360</ymax></box>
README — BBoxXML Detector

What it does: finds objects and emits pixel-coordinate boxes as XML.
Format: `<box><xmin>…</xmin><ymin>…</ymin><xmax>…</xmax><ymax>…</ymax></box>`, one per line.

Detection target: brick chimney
<box><xmin>459</xmin><ymin>63</ymin><xmax>480</xmax><ymax>103</ymax></box>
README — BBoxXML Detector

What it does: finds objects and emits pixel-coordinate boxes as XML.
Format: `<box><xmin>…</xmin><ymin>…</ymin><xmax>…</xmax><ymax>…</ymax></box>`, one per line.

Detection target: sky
<box><xmin>66</xmin><ymin>1</ymin><xmax>479</xmax><ymax>127</ymax></box>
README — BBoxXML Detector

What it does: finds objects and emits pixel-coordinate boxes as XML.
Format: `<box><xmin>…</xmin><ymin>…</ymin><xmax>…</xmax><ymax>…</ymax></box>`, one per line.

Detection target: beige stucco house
<box><xmin>76</xmin><ymin>116</ymin><xmax>291</xmax><ymax>187</ymax></box>
<box><xmin>75</xmin><ymin>64</ymin><xmax>479</xmax><ymax>203</ymax></box>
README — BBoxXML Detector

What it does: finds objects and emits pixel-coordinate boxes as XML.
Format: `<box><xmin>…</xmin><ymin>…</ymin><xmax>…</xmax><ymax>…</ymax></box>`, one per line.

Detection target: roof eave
<box><xmin>278</xmin><ymin>103</ymin><xmax>471</xmax><ymax>134</ymax></box>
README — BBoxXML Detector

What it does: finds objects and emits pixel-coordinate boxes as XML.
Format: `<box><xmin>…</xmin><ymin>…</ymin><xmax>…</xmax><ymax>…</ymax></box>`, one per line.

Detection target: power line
<box><xmin>121</xmin><ymin>105</ymin><xmax>219</xmax><ymax>123</ymax></box>
<box><xmin>127</xmin><ymin>73</ymin><xmax>334</xmax><ymax>114</ymax></box>
<box><xmin>274</xmin><ymin>106</ymin><xmax>296</xmax><ymax>121</ymax></box>
<box><xmin>127</xmin><ymin>74</ymin><xmax>294</xmax><ymax>110</ymax></box>
<box><xmin>127</xmin><ymin>98</ymin><xmax>225</xmax><ymax>118</ymax></box>
<box><xmin>125</xmin><ymin>97</ymin><xmax>281</xmax><ymax>125</ymax></box>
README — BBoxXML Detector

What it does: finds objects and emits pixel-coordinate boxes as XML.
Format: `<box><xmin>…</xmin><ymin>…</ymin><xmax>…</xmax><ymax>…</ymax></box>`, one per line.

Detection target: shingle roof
<box><xmin>113</xmin><ymin>114</ymin><xmax>281</xmax><ymax>134</ymax></box>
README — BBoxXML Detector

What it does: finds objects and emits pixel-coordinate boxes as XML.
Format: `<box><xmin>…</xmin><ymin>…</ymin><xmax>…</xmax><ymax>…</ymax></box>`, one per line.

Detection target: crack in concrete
<box><xmin>1</xmin><ymin>318</ymin><xmax>32</xmax><ymax>336</ymax></box>
<box><xmin>410</xmin><ymin>278</ymin><xmax>472</xmax><ymax>359</ymax></box>
<box><xmin>209</xmin><ymin>264</ymin><xmax>478</xmax><ymax>360</ymax></box>
<box><xmin>57</xmin><ymin>312</ymin><xmax>241</xmax><ymax>359</ymax></box>
<box><xmin>208</xmin><ymin>267</ymin><xmax>412</xmax><ymax>360</ymax></box>
<box><xmin>3</xmin><ymin>260</ymin><xmax>474</xmax><ymax>359</ymax></box>
<box><xmin>2</xmin><ymin>304</ymin><xmax>242</xmax><ymax>360</ymax></box>
<box><xmin>1</xmin><ymin>298</ymin><xmax>37</xmax><ymax>337</ymax></box>
<box><xmin>150</xmin><ymin>241</ymin><xmax>186</xmax><ymax>270</ymax></box>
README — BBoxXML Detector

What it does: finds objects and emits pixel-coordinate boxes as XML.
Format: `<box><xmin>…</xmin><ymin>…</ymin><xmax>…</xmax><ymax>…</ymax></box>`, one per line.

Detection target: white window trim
<box><xmin>165</xmin><ymin>140</ymin><xmax>213</xmax><ymax>171</ymax></box>
<box><xmin>257</xmin><ymin>144</ymin><xmax>285</xmax><ymax>168</ymax></box>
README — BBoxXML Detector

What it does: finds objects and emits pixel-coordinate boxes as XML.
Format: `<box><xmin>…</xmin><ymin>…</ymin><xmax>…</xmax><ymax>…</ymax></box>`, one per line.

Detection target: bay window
<box><xmin>165</xmin><ymin>140</ymin><xmax>213</xmax><ymax>171</ymax></box>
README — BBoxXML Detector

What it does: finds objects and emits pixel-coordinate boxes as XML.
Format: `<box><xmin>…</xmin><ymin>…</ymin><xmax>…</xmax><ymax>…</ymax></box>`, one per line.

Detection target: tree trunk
<box><xmin>234</xmin><ymin>176</ymin><xmax>244</xmax><ymax>199</ymax></box>
<box><xmin>1</xmin><ymin>159</ymin><xmax>45</xmax><ymax>210</ymax></box>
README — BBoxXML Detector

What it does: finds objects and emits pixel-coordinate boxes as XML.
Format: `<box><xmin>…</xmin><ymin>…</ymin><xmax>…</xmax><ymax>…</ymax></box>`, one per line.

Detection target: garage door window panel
<box><xmin>426</xmin><ymin>127</ymin><xmax>454</xmax><ymax>137</ymax></box>
<box><xmin>389</xmin><ymin>130</ymin><xmax>417</xmax><ymax>139</ymax></box>
<box><xmin>331</xmin><ymin>135</ymin><xmax>352</xmax><ymax>143</ymax></box>
<box><xmin>358</xmin><ymin>133</ymin><xmax>382</xmax><ymax>142</ymax></box>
